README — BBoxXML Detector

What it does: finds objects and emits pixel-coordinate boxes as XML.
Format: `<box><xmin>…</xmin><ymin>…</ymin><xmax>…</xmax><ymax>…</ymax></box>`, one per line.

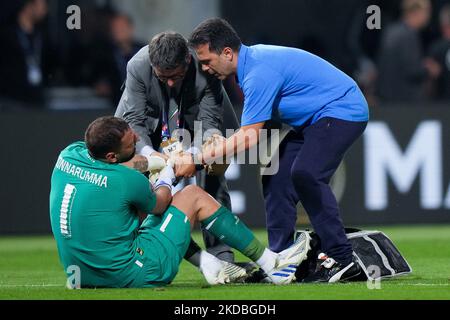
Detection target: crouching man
<box><xmin>49</xmin><ymin>116</ymin><xmax>310</xmax><ymax>288</ymax></box>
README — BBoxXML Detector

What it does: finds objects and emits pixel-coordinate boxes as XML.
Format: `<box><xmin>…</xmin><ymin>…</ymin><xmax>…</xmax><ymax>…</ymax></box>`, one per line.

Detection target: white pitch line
<box><xmin>378</xmin><ymin>283</ymin><xmax>450</xmax><ymax>286</ymax></box>
<box><xmin>0</xmin><ymin>283</ymin><xmax>448</xmax><ymax>288</ymax></box>
<box><xmin>409</xmin><ymin>283</ymin><xmax>449</xmax><ymax>286</ymax></box>
<box><xmin>0</xmin><ymin>284</ymin><xmax>62</xmax><ymax>287</ymax></box>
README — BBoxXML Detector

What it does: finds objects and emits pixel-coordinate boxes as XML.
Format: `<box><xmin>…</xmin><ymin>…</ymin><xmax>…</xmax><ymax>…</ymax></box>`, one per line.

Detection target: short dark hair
<box><xmin>14</xmin><ymin>0</ymin><xmax>37</xmax><ymax>15</ymax></box>
<box><xmin>148</xmin><ymin>31</ymin><xmax>190</xmax><ymax>70</ymax></box>
<box><xmin>189</xmin><ymin>18</ymin><xmax>241</xmax><ymax>54</ymax></box>
<box><xmin>84</xmin><ymin>116</ymin><xmax>130</xmax><ymax>159</ymax></box>
<box><xmin>402</xmin><ymin>0</ymin><xmax>430</xmax><ymax>14</ymax></box>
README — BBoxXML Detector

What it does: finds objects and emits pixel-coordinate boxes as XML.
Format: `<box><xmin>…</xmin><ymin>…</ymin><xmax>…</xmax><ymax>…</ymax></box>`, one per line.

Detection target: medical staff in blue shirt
<box><xmin>188</xmin><ymin>18</ymin><xmax>369</xmax><ymax>283</ymax></box>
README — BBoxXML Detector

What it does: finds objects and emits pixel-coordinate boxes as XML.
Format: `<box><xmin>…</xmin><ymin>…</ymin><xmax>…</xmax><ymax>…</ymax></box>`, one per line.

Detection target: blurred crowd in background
<box><xmin>0</xmin><ymin>0</ymin><xmax>449</xmax><ymax>111</ymax></box>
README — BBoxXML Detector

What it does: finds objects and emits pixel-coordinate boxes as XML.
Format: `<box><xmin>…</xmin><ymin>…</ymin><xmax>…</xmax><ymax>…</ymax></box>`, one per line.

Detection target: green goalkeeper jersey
<box><xmin>49</xmin><ymin>141</ymin><xmax>156</xmax><ymax>287</ymax></box>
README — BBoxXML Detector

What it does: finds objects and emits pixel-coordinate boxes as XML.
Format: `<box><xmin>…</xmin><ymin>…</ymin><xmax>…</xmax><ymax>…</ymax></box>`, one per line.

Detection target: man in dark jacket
<box><xmin>115</xmin><ymin>31</ymin><xmax>240</xmax><ymax>267</ymax></box>
<box><xmin>0</xmin><ymin>0</ymin><xmax>48</xmax><ymax>108</ymax></box>
<box><xmin>377</xmin><ymin>0</ymin><xmax>440</xmax><ymax>102</ymax></box>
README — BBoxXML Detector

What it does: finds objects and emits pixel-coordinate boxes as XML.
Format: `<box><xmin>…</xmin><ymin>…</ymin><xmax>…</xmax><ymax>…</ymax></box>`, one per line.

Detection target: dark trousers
<box><xmin>262</xmin><ymin>117</ymin><xmax>367</xmax><ymax>264</ymax></box>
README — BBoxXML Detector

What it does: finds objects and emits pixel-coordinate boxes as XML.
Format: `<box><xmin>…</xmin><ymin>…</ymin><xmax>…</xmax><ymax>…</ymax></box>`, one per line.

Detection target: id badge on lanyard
<box><xmin>160</xmin><ymin>102</ymin><xmax>183</xmax><ymax>156</ymax></box>
<box><xmin>27</xmin><ymin>57</ymin><xmax>42</xmax><ymax>86</ymax></box>
<box><xmin>18</xmin><ymin>29</ymin><xmax>42</xmax><ymax>86</ymax></box>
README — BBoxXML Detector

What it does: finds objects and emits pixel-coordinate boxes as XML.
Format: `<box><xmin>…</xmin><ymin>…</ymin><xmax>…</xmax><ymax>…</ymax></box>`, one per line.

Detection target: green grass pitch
<box><xmin>0</xmin><ymin>225</ymin><xmax>449</xmax><ymax>300</ymax></box>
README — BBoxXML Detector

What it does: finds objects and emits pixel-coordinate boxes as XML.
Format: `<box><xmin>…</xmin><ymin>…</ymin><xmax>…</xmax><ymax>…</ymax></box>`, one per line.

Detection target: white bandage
<box><xmin>143</xmin><ymin>154</ymin><xmax>166</xmax><ymax>172</ymax></box>
<box><xmin>153</xmin><ymin>165</ymin><xmax>176</xmax><ymax>191</ymax></box>
<box><xmin>185</xmin><ymin>146</ymin><xmax>200</xmax><ymax>155</ymax></box>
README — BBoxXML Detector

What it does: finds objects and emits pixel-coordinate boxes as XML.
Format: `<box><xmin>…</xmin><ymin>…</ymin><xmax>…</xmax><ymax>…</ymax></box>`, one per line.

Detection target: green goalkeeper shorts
<box><xmin>130</xmin><ymin>206</ymin><xmax>191</xmax><ymax>287</ymax></box>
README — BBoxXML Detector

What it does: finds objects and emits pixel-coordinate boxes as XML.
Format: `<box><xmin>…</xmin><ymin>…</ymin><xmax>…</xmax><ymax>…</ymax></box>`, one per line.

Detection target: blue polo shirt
<box><xmin>236</xmin><ymin>44</ymin><xmax>369</xmax><ymax>127</ymax></box>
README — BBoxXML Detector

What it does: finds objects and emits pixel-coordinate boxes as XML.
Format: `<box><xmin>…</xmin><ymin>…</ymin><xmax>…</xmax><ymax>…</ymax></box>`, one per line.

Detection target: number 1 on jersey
<box><xmin>60</xmin><ymin>184</ymin><xmax>76</xmax><ymax>238</ymax></box>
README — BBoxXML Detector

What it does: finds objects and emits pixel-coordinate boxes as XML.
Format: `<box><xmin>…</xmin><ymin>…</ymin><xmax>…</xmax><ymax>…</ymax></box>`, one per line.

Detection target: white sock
<box><xmin>199</xmin><ymin>251</ymin><xmax>221</xmax><ymax>272</ymax></box>
<box><xmin>256</xmin><ymin>248</ymin><xmax>278</xmax><ymax>274</ymax></box>
<box><xmin>197</xmin><ymin>251</ymin><xmax>226</xmax><ymax>284</ymax></box>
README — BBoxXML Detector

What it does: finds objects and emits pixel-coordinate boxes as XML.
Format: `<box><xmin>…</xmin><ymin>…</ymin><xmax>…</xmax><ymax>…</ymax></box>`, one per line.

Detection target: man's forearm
<box><xmin>121</xmin><ymin>155</ymin><xmax>149</xmax><ymax>173</ymax></box>
<box><xmin>199</xmin><ymin>124</ymin><xmax>263</xmax><ymax>164</ymax></box>
<box><xmin>151</xmin><ymin>187</ymin><xmax>172</xmax><ymax>215</ymax></box>
<box><xmin>122</xmin><ymin>153</ymin><xmax>168</xmax><ymax>173</ymax></box>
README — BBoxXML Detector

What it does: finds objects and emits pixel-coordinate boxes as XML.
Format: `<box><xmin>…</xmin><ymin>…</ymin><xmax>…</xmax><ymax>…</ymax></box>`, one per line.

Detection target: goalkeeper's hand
<box><xmin>172</xmin><ymin>151</ymin><xmax>197</xmax><ymax>178</ymax></box>
<box><xmin>201</xmin><ymin>134</ymin><xmax>230</xmax><ymax>176</ymax></box>
<box><xmin>153</xmin><ymin>164</ymin><xmax>176</xmax><ymax>191</ymax></box>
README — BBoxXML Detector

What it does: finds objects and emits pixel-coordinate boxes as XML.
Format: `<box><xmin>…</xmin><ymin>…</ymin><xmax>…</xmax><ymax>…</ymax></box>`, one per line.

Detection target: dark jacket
<box><xmin>114</xmin><ymin>45</ymin><xmax>238</xmax><ymax>152</ymax></box>
<box><xmin>0</xmin><ymin>24</ymin><xmax>46</xmax><ymax>106</ymax></box>
<box><xmin>377</xmin><ymin>22</ymin><xmax>428</xmax><ymax>102</ymax></box>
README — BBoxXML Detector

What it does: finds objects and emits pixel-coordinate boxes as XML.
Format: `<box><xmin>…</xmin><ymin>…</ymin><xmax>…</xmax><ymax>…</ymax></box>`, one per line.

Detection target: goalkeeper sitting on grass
<box><xmin>49</xmin><ymin>116</ymin><xmax>310</xmax><ymax>288</ymax></box>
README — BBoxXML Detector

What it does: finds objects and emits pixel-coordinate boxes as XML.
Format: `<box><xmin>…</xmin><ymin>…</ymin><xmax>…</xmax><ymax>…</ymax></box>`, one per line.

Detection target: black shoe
<box><xmin>243</xmin><ymin>268</ymin><xmax>272</xmax><ymax>283</ymax></box>
<box><xmin>235</xmin><ymin>262</ymin><xmax>259</xmax><ymax>274</ymax></box>
<box><xmin>233</xmin><ymin>262</ymin><xmax>272</xmax><ymax>284</ymax></box>
<box><xmin>302</xmin><ymin>253</ymin><xmax>361</xmax><ymax>283</ymax></box>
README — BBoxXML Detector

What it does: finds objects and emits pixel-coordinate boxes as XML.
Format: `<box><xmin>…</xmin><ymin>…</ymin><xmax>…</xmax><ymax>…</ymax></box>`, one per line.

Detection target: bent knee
<box><xmin>182</xmin><ymin>185</ymin><xmax>203</xmax><ymax>195</ymax></box>
<box><xmin>177</xmin><ymin>185</ymin><xmax>205</xmax><ymax>202</ymax></box>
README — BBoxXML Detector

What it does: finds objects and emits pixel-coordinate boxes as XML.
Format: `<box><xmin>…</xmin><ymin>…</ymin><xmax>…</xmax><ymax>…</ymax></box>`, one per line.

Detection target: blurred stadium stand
<box><xmin>1</xmin><ymin>0</ymin><xmax>449</xmax><ymax>234</ymax></box>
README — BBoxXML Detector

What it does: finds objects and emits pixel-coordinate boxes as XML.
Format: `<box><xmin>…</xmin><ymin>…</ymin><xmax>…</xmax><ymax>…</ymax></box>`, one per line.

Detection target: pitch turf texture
<box><xmin>0</xmin><ymin>225</ymin><xmax>449</xmax><ymax>300</ymax></box>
